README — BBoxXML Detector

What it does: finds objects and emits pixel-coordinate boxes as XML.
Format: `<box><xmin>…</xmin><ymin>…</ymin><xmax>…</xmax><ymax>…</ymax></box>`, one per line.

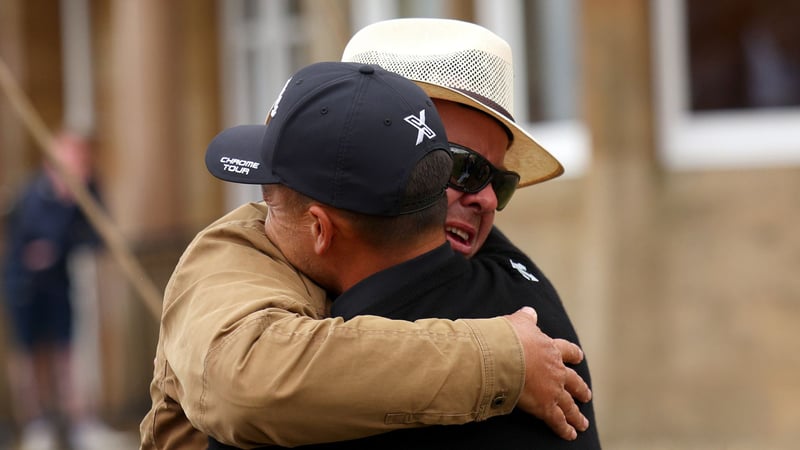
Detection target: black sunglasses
<box><xmin>448</xmin><ymin>144</ymin><xmax>520</xmax><ymax>211</ymax></box>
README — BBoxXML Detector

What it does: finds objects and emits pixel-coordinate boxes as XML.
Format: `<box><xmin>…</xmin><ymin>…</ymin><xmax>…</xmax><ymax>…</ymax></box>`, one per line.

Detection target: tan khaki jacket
<box><xmin>139</xmin><ymin>202</ymin><xmax>524</xmax><ymax>449</ymax></box>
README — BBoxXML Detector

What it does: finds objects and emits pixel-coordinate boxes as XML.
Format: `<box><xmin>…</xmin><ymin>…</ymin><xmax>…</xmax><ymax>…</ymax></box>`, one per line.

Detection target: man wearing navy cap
<box><xmin>140</xmin><ymin>61</ymin><xmax>590</xmax><ymax>449</ymax></box>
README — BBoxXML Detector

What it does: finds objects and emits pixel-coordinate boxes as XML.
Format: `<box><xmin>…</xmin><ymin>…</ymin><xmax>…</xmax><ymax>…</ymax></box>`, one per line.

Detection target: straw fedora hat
<box><xmin>342</xmin><ymin>18</ymin><xmax>564</xmax><ymax>188</ymax></box>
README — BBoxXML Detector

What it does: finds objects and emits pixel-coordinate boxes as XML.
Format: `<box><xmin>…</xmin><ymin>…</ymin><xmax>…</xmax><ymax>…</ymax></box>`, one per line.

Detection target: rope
<box><xmin>0</xmin><ymin>57</ymin><xmax>163</xmax><ymax>320</ymax></box>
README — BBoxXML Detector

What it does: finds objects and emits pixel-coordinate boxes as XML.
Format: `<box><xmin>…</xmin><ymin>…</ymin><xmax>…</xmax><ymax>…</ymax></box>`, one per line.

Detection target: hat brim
<box><xmin>411</xmin><ymin>80</ymin><xmax>564</xmax><ymax>188</ymax></box>
<box><xmin>205</xmin><ymin>124</ymin><xmax>278</xmax><ymax>185</ymax></box>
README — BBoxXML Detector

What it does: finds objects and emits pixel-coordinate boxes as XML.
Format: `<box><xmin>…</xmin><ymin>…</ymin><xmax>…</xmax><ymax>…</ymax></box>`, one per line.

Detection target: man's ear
<box><xmin>308</xmin><ymin>205</ymin><xmax>334</xmax><ymax>256</ymax></box>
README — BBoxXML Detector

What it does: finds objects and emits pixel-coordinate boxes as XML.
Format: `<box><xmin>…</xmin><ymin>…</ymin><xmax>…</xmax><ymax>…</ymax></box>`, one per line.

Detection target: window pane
<box><xmin>523</xmin><ymin>0</ymin><xmax>580</xmax><ymax>122</ymax></box>
<box><xmin>687</xmin><ymin>0</ymin><xmax>800</xmax><ymax>112</ymax></box>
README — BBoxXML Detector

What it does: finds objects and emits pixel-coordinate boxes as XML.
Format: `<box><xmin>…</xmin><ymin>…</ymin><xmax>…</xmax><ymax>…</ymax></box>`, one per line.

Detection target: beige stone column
<box><xmin>172</xmin><ymin>0</ymin><xmax>223</xmax><ymax>229</ymax></box>
<box><xmin>0</xmin><ymin>0</ymin><xmax>65</xmax><ymax>423</ymax></box>
<box><xmin>93</xmin><ymin>0</ymin><xmax>223</xmax><ymax>415</ymax></box>
<box><xmin>0</xmin><ymin>0</ymin><xmax>27</xmax><ymax>192</ymax></box>
<box><xmin>106</xmin><ymin>0</ymin><xmax>177</xmax><ymax>239</ymax></box>
<box><xmin>302</xmin><ymin>0</ymin><xmax>351</xmax><ymax>62</ymax></box>
<box><xmin>579</xmin><ymin>0</ymin><xmax>661</xmax><ymax>438</ymax></box>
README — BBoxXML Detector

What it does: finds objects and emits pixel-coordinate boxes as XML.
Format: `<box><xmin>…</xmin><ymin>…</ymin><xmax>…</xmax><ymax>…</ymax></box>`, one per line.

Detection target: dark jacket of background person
<box><xmin>3</xmin><ymin>171</ymin><xmax>100</xmax><ymax>349</ymax></box>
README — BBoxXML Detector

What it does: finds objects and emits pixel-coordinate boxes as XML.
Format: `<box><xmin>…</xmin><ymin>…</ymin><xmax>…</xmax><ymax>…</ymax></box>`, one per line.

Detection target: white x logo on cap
<box><xmin>404</xmin><ymin>110</ymin><xmax>437</xmax><ymax>145</ymax></box>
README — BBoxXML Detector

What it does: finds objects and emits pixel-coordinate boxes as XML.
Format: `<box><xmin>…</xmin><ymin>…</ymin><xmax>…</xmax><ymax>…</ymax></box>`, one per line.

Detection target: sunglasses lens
<box><xmin>449</xmin><ymin>148</ymin><xmax>492</xmax><ymax>192</ymax></box>
<box><xmin>492</xmin><ymin>172</ymin><xmax>520</xmax><ymax>210</ymax></box>
<box><xmin>448</xmin><ymin>145</ymin><xmax>520</xmax><ymax>210</ymax></box>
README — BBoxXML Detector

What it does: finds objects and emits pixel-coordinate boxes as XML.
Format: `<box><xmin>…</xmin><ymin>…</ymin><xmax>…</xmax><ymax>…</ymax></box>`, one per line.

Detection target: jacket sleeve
<box><xmin>161</xmin><ymin>219</ymin><xmax>525</xmax><ymax>448</ymax></box>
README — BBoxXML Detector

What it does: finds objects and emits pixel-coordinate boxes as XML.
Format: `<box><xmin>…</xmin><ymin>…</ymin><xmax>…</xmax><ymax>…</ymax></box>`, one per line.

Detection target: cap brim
<box><xmin>205</xmin><ymin>124</ymin><xmax>278</xmax><ymax>185</ymax></box>
<box><xmin>412</xmin><ymin>81</ymin><xmax>564</xmax><ymax>188</ymax></box>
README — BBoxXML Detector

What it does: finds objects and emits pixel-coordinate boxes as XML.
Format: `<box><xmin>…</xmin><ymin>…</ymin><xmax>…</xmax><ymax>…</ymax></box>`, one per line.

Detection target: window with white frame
<box><xmin>218</xmin><ymin>0</ymin><xmax>308</xmax><ymax>208</ymax></box>
<box><xmin>519</xmin><ymin>0</ymin><xmax>587</xmax><ymax>176</ymax></box>
<box><xmin>219</xmin><ymin>0</ymin><xmax>307</xmax><ymax>126</ymax></box>
<box><xmin>472</xmin><ymin>0</ymin><xmax>588</xmax><ymax>177</ymax></box>
<box><xmin>652</xmin><ymin>0</ymin><xmax>800</xmax><ymax>170</ymax></box>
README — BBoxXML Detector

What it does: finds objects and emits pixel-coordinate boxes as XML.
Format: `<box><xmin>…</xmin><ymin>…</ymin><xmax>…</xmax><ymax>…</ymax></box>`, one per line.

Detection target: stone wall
<box><xmin>496</xmin><ymin>165</ymin><xmax>800</xmax><ymax>448</ymax></box>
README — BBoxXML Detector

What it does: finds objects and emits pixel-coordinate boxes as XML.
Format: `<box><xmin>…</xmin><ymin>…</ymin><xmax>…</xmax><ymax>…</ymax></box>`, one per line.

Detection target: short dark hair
<box><xmin>263</xmin><ymin>150</ymin><xmax>451</xmax><ymax>249</ymax></box>
<box><xmin>342</xmin><ymin>149</ymin><xmax>451</xmax><ymax>248</ymax></box>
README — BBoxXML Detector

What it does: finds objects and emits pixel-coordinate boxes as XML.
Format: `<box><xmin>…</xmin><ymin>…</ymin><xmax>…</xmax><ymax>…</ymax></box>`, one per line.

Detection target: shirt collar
<box><xmin>331</xmin><ymin>242</ymin><xmax>454</xmax><ymax>318</ymax></box>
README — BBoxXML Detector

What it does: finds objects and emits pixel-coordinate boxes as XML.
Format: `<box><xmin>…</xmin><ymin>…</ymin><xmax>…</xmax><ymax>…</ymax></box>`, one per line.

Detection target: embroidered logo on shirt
<box><xmin>509</xmin><ymin>259</ymin><xmax>539</xmax><ymax>282</ymax></box>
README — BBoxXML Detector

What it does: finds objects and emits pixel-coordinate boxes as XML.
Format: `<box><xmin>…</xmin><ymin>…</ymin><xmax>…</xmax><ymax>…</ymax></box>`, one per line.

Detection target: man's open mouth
<box><xmin>445</xmin><ymin>226</ymin><xmax>471</xmax><ymax>245</ymax></box>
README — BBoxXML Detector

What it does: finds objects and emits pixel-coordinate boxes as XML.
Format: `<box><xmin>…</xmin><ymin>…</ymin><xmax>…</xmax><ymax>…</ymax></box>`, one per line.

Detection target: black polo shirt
<box><xmin>209</xmin><ymin>227</ymin><xmax>600</xmax><ymax>449</ymax></box>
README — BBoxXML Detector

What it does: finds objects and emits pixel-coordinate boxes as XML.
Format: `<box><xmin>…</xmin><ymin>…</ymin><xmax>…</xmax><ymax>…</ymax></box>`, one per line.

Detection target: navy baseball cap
<box><xmin>205</xmin><ymin>61</ymin><xmax>450</xmax><ymax>216</ymax></box>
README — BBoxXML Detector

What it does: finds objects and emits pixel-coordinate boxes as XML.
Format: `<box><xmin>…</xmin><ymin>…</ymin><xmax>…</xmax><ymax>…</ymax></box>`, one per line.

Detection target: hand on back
<box><xmin>504</xmin><ymin>307</ymin><xmax>592</xmax><ymax>440</ymax></box>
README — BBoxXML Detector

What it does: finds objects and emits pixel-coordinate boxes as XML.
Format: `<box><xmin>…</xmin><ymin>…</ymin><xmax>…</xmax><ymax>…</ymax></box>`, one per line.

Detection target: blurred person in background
<box><xmin>1</xmin><ymin>129</ymin><xmax>114</xmax><ymax>450</ymax></box>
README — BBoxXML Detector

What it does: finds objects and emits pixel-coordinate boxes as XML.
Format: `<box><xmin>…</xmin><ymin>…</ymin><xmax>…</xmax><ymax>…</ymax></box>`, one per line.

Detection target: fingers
<box><xmin>507</xmin><ymin>307</ymin><xmax>592</xmax><ymax>440</ymax></box>
<box><xmin>557</xmin><ymin>391</ymin><xmax>589</xmax><ymax>434</ymax></box>
<box><xmin>532</xmin><ymin>387</ymin><xmax>589</xmax><ymax>441</ymax></box>
<box><xmin>554</xmin><ymin>339</ymin><xmax>592</xmax><ymax>404</ymax></box>
<box><xmin>542</xmin><ymin>405</ymin><xmax>577</xmax><ymax>441</ymax></box>
<box><xmin>553</xmin><ymin>338</ymin><xmax>583</xmax><ymax>365</ymax></box>
<box><xmin>564</xmin><ymin>366</ymin><xmax>592</xmax><ymax>404</ymax></box>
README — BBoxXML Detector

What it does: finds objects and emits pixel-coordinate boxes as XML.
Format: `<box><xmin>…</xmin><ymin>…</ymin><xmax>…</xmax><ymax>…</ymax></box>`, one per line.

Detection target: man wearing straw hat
<box><xmin>141</xmin><ymin>60</ymin><xmax>592</xmax><ymax>449</ymax></box>
<box><xmin>332</xmin><ymin>17</ymin><xmax>601</xmax><ymax>448</ymax></box>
